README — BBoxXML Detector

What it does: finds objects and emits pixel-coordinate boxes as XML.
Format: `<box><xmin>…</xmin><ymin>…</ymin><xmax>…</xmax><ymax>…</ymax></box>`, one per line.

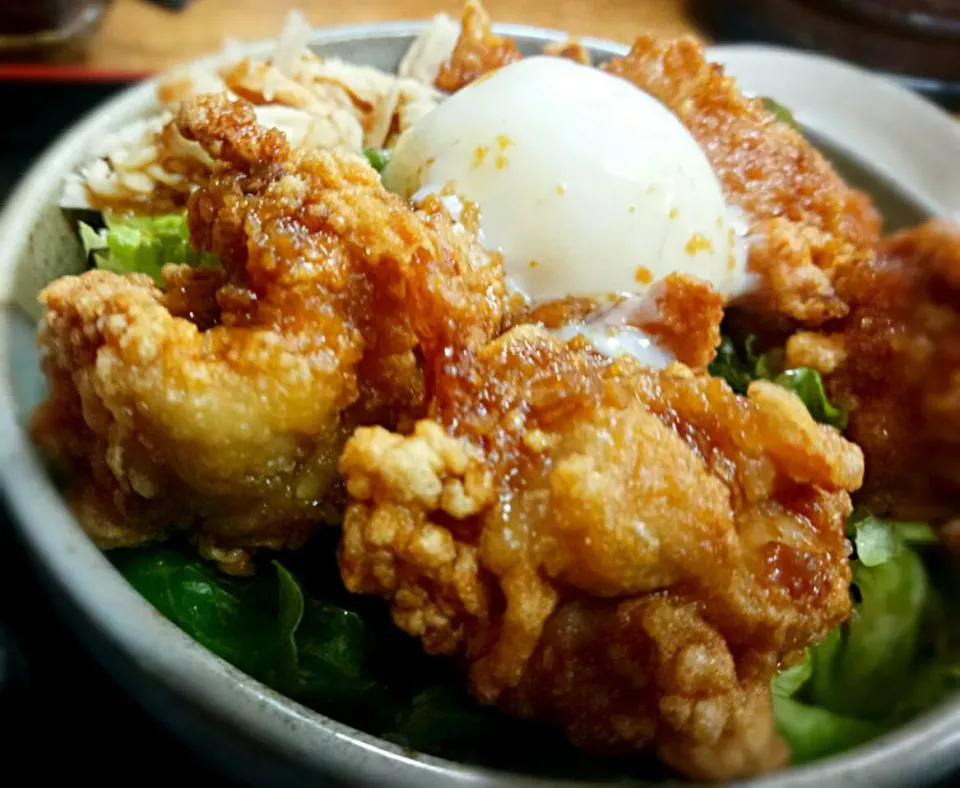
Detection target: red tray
<box><xmin>0</xmin><ymin>63</ymin><xmax>148</xmax><ymax>83</ymax></box>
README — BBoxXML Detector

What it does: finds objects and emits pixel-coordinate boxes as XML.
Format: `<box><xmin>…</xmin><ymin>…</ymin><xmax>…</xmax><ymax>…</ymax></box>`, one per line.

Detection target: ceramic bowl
<box><xmin>2</xmin><ymin>20</ymin><xmax>960</xmax><ymax>788</ymax></box>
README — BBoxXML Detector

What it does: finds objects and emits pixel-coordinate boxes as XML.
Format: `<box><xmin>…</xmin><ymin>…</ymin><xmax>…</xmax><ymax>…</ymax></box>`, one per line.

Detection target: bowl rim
<box><xmin>3</xmin><ymin>17</ymin><xmax>960</xmax><ymax>788</ymax></box>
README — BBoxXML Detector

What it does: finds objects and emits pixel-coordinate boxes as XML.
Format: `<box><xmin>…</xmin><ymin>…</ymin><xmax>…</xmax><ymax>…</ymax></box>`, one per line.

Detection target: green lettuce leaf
<box><xmin>774</xmin><ymin>696</ymin><xmax>882</xmax><ymax>765</ymax></box>
<box><xmin>80</xmin><ymin>211</ymin><xmax>219</xmax><ymax>284</ymax></box>
<box><xmin>848</xmin><ymin>509</ymin><xmax>938</xmax><ymax>567</ymax></box>
<box><xmin>114</xmin><ymin>547</ymin><xmax>375</xmax><ymax>705</ymax></box>
<box><xmin>762</xmin><ymin>97</ymin><xmax>800</xmax><ymax>129</ymax></box>
<box><xmin>772</xmin><ymin>653</ymin><xmax>812</xmax><ymax>699</ymax></box>
<box><xmin>294</xmin><ymin>588</ymin><xmax>378</xmax><ymax>703</ymax></box>
<box><xmin>709</xmin><ymin>334</ymin><xmax>781</xmax><ymax>394</ymax></box>
<box><xmin>112</xmin><ymin>547</ymin><xmax>289</xmax><ymax>686</ymax></box>
<box><xmin>809</xmin><ymin>549</ymin><xmax>929</xmax><ymax>719</ymax></box>
<box><xmin>708</xmin><ymin>335</ymin><xmax>756</xmax><ymax>394</ymax></box>
<box><xmin>710</xmin><ymin>334</ymin><xmax>846</xmax><ymax>428</ymax></box>
<box><xmin>774</xmin><ymin>368</ymin><xmax>848</xmax><ymax>430</ymax></box>
<box><xmin>274</xmin><ymin>562</ymin><xmax>306</xmax><ymax>695</ymax></box>
<box><xmin>772</xmin><ymin>637</ymin><xmax>871</xmax><ymax>761</ymax></box>
<box><xmin>771</xmin><ymin>512</ymin><xmax>956</xmax><ymax>762</ymax></box>
<box><xmin>364</xmin><ymin>147</ymin><xmax>392</xmax><ymax>173</ymax></box>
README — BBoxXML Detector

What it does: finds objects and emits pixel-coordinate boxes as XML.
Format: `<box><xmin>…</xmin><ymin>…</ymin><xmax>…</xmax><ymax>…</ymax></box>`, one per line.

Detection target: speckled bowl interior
<box><xmin>3</xmin><ymin>21</ymin><xmax>960</xmax><ymax>788</ymax></box>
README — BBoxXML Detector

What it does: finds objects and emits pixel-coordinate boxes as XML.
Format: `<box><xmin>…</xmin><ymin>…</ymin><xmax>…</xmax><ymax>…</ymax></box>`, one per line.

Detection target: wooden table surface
<box><xmin>90</xmin><ymin>0</ymin><xmax>697</xmax><ymax>72</ymax></box>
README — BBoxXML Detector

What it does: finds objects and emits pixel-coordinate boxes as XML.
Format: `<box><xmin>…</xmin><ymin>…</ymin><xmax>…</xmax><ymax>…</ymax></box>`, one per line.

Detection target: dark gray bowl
<box><xmin>2</xmin><ymin>20</ymin><xmax>960</xmax><ymax>788</ymax></box>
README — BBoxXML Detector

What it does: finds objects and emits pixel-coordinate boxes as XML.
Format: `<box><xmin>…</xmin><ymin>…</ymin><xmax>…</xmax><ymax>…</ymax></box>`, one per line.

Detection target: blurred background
<box><xmin>2</xmin><ymin>0</ymin><xmax>960</xmax><ymax>94</ymax></box>
<box><xmin>2</xmin><ymin>0</ymin><xmax>960</xmax><ymax>784</ymax></box>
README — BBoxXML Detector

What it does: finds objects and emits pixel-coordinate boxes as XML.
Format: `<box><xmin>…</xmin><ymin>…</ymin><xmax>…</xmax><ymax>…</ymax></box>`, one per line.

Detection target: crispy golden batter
<box><xmin>34</xmin><ymin>95</ymin><xmax>503</xmax><ymax>573</ymax></box>
<box><xmin>542</xmin><ymin>39</ymin><xmax>592</xmax><ymax>66</ymax></box>
<box><xmin>34</xmin><ymin>270</ymin><xmax>349</xmax><ymax>569</ymax></box>
<box><xmin>505</xmin><ymin>273</ymin><xmax>724</xmax><ymax>369</ymax></box>
<box><xmin>435</xmin><ymin>2</ymin><xmax>592</xmax><ymax>92</ymax></box>
<box><xmin>790</xmin><ymin>220</ymin><xmax>960</xmax><ymax>521</ymax></box>
<box><xmin>435</xmin><ymin>1</ymin><xmax>522</xmax><ymax>92</ymax></box>
<box><xmin>636</xmin><ymin>273</ymin><xmax>724</xmax><ymax>368</ymax></box>
<box><xmin>602</xmin><ymin>38</ymin><xmax>881</xmax><ymax>325</ymax></box>
<box><xmin>339</xmin><ymin>325</ymin><xmax>861</xmax><ymax>779</ymax></box>
<box><xmin>502</xmin><ymin>597</ymin><xmax>786</xmax><ymax>780</ymax></box>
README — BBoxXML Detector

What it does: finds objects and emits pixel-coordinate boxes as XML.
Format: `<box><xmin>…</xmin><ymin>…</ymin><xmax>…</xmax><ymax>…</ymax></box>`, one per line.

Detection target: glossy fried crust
<box><xmin>435</xmin><ymin>1</ymin><xmax>593</xmax><ymax>92</ymax></box>
<box><xmin>34</xmin><ymin>269</ymin><xmax>354</xmax><ymax>565</ymax></box>
<box><xmin>602</xmin><ymin>38</ymin><xmax>881</xmax><ymax>325</ymax></box>
<box><xmin>789</xmin><ymin>220</ymin><xmax>960</xmax><ymax>521</ymax></box>
<box><xmin>339</xmin><ymin>326</ymin><xmax>862</xmax><ymax>779</ymax></box>
<box><xmin>506</xmin><ymin>273</ymin><xmax>724</xmax><ymax>369</ymax></box>
<box><xmin>435</xmin><ymin>1</ymin><xmax>521</xmax><ymax>92</ymax></box>
<box><xmin>33</xmin><ymin>95</ymin><xmax>503</xmax><ymax>574</ymax></box>
<box><xmin>637</xmin><ymin>273</ymin><xmax>724</xmax><ymax>368</ymax></box>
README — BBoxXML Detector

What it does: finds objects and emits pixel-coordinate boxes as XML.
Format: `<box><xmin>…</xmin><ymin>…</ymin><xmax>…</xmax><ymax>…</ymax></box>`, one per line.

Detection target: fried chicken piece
<box><xmin>339</xmin><ymin>325</ymin><xmax>862</xmax><ymax>778</ymax></box>
<box><xmin>505</xmin><ymin>273</ymin><xmax>724</xmax><ymax>369</ymax></box>
<box><xmin>433</xmin><ymin>2</ymin><xmax>879</xmax><ymax>325</ymax></box>
<box><xmin>602</xmin><ymin>38</ymin><xmax>881</xmax><ymax>325</ymax></box>
<box><xmin>434</xmin><ymin>2</ymin><xmax>592</xmax><ymax>93</ymax></box>
<box><xmin>635</xmin><ymin>273</ymin><xmax>724</xmax><ymax>368</ymax></box>
<box><xmin>788</xmin><ymin>220</ymin><xmax>960</xmax><ymax>521</ymax></box>
<box><xmin>34</xmin><ymin>95</ymin><xmax>504</xmax><ymax>573</ymax></box>
<box><xmin>34</xmin><ymin>270</ymin><xmax>350</xmax><ymax>571</ymax></box>
<box><xmin>435</xmin><ymin>1</ymin><xmax>521</xmax><ymax>92</ymax></box>
<box><xmin>542</xmin><ymin>39</ymin><xmax>592</xmax><ymax>66</ymax></box>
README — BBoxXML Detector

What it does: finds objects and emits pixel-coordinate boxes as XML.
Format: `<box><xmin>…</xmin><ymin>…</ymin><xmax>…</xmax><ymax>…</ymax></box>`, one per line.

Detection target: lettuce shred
<box><xmin>80</xmin><ymin>211</ymin><xmax>219</xmax><ymax>284</ymax></box>
<box><xmin>771</xmin><ymin>512</ymin><xmax>959</xmax><ymax>763</ymax></box>
<box><xmin>364</xmin><ymin>147</ymin><xmax>392</xmax><ymax>173</ymax></box>
<box><xmin>709</xmin><ymin>334</ymin><xmax>846</xmax><ymax>429</ymax></box>
<box><xmin>713</xmin><ymin>333</ymin><xmax>958</xmax><ymax>761</ymax></box>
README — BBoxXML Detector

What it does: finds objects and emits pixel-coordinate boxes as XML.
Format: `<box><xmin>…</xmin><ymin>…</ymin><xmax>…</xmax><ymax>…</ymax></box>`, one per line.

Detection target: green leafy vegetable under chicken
<box><xmin>72</xmin><ymin>192</ymin><xmax>958</xmax><ymax>776</ymax></box>
<box><xmin>112</xmin><ymin>537</ymin><xmax>666</xmax><ymax>779</ymax></box>
<box><xmin>709</xmin><ymin>333</ymin><xmax>847</xmax><ymax>429</ymax></box>
<box><xmin>364</xmin><ymin>147</ymin><xmax>392</xmax><ymax>173</ymax></box>
<box><xmin>80</xmin><ymin>212</ymin><xmax>219</xmax><ymax>285</ymax></box>
<box><xmin>712</xmin><ymin>334</ymin><xmax>960</xmax><ymax>763</ymax></box>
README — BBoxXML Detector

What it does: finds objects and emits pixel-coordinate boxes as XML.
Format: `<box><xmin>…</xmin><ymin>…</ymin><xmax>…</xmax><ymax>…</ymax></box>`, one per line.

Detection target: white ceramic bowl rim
<box><xmin>2</xmin><ymin>19</ymin><xmax>960</xmax><ymax>788</ymax></box>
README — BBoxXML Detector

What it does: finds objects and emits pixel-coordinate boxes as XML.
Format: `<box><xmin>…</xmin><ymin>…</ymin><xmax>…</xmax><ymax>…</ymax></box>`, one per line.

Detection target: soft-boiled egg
<box><xmin>383</xmin><ymin>55</ymin><xmax>752</xmax><ymax>304</ymax></box>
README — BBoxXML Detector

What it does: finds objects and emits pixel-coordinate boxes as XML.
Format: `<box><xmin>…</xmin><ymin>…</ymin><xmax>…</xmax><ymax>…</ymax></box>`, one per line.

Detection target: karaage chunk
<box><xmin>501</xmin><ymin>596</ymin><xmax>787</xmax><ymax>780</ymax></box>
<box><xmin>33</xmin><ymin>94</ymin><xmax>504</xmax><ymax>573</ymax></box>
<box><xmin>602</xmin><ymin>38</ymin><xmax>881</xmax><ymax>325</ymax></box>
<box><xmin>789</xmin><ymin>219</ymin><xmax>960</xmax><ymax>521</ymax></box>
<box><xmin>34</xmin><ymin>270</ymin><xmax>350</xmax><ymax>573</ymax></box>
<box><xmin>339</xmin><ymin>325</ymin><xmax>862</xmax><ymax>778</ymax></box>
<box><xmin>505</xmin><ymin>273</ymin><xmax>724</xmax><ymax>369</ymax></box>
<box><xmin>434</xmin><ymin>2</ymin><xmax>592</xmax><ymax>92</ymax></box>
<box><xmin>435</xmin><ymin>1</ymin><xmax>521</xmax><ymax>92</ymax></box>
